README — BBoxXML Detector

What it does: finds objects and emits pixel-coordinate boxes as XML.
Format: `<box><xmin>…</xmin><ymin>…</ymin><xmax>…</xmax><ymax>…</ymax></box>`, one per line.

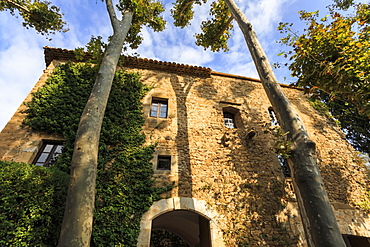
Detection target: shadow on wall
<box><xmin>291</xmin><ymin>94</ymin><xmax>369</xmax><ymax>207</ymax></box>
<box><xmin>169</xmin><ymin>75</ymin><xmax>196</xmax><ymax>198</ymax></box>
<box><xmin>222</xmin><ymin>111</ymin><xmax>299</xmax><ymax>246</ymax></box>
<box><xmin>191</xmin><ymin>77</ymin><xmax>300</xmax><ymax>246</ymax></box>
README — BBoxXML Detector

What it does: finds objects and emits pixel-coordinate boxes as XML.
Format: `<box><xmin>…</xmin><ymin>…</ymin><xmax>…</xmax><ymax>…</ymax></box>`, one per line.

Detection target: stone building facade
<box><xmin>0</xmin><ymin>47</ymin><xmax>369</xmax><ymax>246</ymax></box>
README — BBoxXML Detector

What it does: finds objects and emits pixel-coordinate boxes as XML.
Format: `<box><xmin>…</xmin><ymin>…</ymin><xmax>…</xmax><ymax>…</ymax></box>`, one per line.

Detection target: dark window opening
<box><xmin>223</xmin><ymin>111</ymin><xmax>236</xmax><ymax>128</ymax></box>
<box><xmin>268</xmin><ymin>107</ymin><xmax>279</xmax><ymax>126</ymax></box>
<box><xmin>343</xmin><ymin>234</ymin><xmax>370</xmax><ymax>247</ymax></box>
<box><xmin>33</xmin><ymin>141</ymin><xmax>63</xmax><ymax>167</ymax></box>
<box><xmin>268</xmin><ymin>108</ymin><xmax>291</xmax><ymax>177</ymax></box>
<box><xmin>278</xmin><ymin>155</ymin><xmax>291</xmax><ymax>177</ymax></box>
<box><xmin>150</xmin><ymin>98</ymin><xmax>168</xmax><ymax>118</ymax></box>
<box><xmin>157</xmin><ymin>155</ymin><xmax>171</xmax><ymax>170</ymax></box>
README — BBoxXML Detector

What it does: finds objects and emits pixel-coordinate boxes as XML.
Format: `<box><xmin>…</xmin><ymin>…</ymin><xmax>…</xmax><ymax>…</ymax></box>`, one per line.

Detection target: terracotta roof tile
<box><xmin>44</xmin><ymin>46</ymin><xmax>211</xmax><ymax>77</ymax></box>
<box><xmin>43</xmin><ymin>47</ymin><xmax>301</xmax><ymax>90</ymax></box>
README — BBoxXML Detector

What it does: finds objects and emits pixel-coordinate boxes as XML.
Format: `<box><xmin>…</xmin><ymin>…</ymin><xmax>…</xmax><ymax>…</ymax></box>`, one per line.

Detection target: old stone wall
<box><xmin>0</xmin><ymin>61</ymin><xmax>64</xmax><ymax>164</ymax></box>
<box><xmin>134</xmin><ymin>67</ymin><xmax>370</xmax><ymax>246</ymax></box>
<box><xmin>0</xmin><ymin>60</ymin><xmax>369</xmax><ymax>246</ymax></box>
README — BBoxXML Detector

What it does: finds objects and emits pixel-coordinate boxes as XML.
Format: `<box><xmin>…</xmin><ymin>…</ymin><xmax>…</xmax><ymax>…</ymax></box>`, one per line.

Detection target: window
<box><xmin>278</xmin><ymin>155</ymin><xmax>291</xmax><ymax>177</ymax></box>
<box><xmin>268</xmin><ymin>108</ymin><xmax>291</xmax><ymax>177</ymax></box>
<box><xmin>157</xmin><ymin>155</ymin><xmax>171</xmax><ymax>170</ymax></box>
<box><xmin>223</xmin><ymin>111</ymin><xmax>236</xmax><ymax>128</ymax></box>
<box><xmin>343</xmin><ymin>235</ymin><xmax>370</xmax><ymax>247</ymax></box>
<box><xmin>33</xmin><ymin>142</ymin><xmax>63</xmax><ymax>167</ymax></box>
<box><xmin>268</xmin><ymin>107</ymin><xmax>279</xmax><ymax>126</ymax></box>
<box><xmin>150</xmin><ymin>98</ymin><xmax>168</xmax><ymax>118</ymax></box>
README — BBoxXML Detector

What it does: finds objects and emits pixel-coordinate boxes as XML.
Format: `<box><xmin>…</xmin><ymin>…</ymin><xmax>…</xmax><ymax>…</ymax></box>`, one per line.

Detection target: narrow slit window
<box><xmin>278</xmin><ymin>155</ymin><xmax>291</xmax><ymax>177</ymax></box>
<box><xmin>268</xmin><ymin>107</ymin><xmax>279</xmax><ymax>126</ymax></box>
<box><xmin>33</xmin><ymin>142</ymin><xmax>63</xmax><ymax>167</ymax></box>
<box><xmin>157</xmin><ymin>155</ymin><xmax>171</xmax><ymax>170</ymax></box>
<box><xmin>150</xmin><ymin>98</ymin><xmax>168</xmax><ymax>118</ymax></box>
<box><xmin>268</xmin><ymin>108</ymin><xmax>291</xmax><ymax>177</ymax></box>
<box><xmin>223</xmin><ymin>111</ymin><xmax>236</xmax><ymax>128</ymax></box>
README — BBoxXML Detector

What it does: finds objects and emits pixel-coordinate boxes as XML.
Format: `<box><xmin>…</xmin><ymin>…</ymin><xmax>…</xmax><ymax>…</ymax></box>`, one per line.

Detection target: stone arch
<box><xmin>137</xmin><ymin>197</ymin><xmax>225</xmax><ymax>247</ymax></box>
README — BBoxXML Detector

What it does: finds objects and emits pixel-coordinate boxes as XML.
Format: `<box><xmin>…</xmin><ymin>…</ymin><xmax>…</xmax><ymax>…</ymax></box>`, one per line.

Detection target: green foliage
<box><xmin>311</xmin><ymin>92</ymin><xmax>370</xmax><ymax>154</ymax></box>
<box><xmin>308</xmin><ymin>97</ymin><xmax>332</xmax><ymax>119</ymax></box>
<box><xmin>150</xmin><ymin>229</ymin><xmax>189</xmax><ymax>247</ymax></box>
<box><xmin>75</xmin><ymin>36</ymin><xmax>108</xmax><ymax>64</ymax></box>
<box><xmin>195</xmin><ymin>0</ymin><xmax>233</xmax><ymax>52</ymax></box>
<box><xmin>356</xmin><ymin>190</ymin><xmax>370</xmax><ymax>212</ymax></box>
<box><xmin>0</xmin><ymin>0</ymin><xmax>67</xmax><ymax>36</ymax></box>
<box><xmin>277</xmin><ymin>3</ymin><xmax>370</xmax><ymax>117</ymax></box>
<box><xmin>22</xmin><ymin>63</ymin><xmax>172</xmax><ymax>245</ymax></box>
<box><xmin>171</xmin><ymin>0</ymin><xmax>234</xmax><ymax>51</ymax></box>
<box><xmin>120</xmin><ymin>0</ymin><xmax>166</xmax><ymax>50</ymax></box>
<box><xmin>75</xmin><ymin>0</ymin><xmax>166</xmax><ymax>59</ymax></box>
<box><xmin>171</xmin><ymin>0</ymin><xmax>207</xmax><ymax>28</ymax></box>
<box><xmin>0</xmin><ymin>160</ymin><xmax>69</xmax><ymax>246</ymax></box>
<box><xmin>308</xmin><ymin>93</ymin><xmax>370</xmax><ymax>154</ymax></box>
<box><xmin>272</xmin><ymin>128</ymin><xmax>292</xmax><ymax>158</ymax></box>
<box><xmin>333</xmin><ymin>0</ymin><xmax>355</xmax><ymax>10</ymax></box>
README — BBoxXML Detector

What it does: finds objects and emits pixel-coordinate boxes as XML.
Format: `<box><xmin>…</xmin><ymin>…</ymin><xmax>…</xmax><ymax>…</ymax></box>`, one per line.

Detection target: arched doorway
<box><xmin>151</xmin><ymin>210</ymin><xmax>211</xmax><ymax>247</ymax></box>
<box><xmin>137</xmin><ymin>197</ymin><xmax>225</xmax><ymax>247</ymax></box>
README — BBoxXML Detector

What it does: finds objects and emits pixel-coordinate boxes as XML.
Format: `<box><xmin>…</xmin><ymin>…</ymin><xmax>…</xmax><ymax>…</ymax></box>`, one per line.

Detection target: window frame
<box><xmin>33</xmin><ymin>141</ymin><xmax>63</xmax><ymax>167</ymax></box>
<box><xmin>157</xmin><ymin>155</ymin><xmax>171</xmax><ymax>170</ymax></box>
<box><xmin>150</xmin><ymin>97</ymin><xmax>168</xmax><ymax>118</ymax></box>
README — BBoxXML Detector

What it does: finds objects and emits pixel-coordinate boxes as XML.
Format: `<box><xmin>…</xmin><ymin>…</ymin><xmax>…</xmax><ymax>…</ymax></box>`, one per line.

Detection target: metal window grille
<box><xmin>223</xmin><ymin>112</ymin><xmax>236</xmax><ymax>128</ymax></box>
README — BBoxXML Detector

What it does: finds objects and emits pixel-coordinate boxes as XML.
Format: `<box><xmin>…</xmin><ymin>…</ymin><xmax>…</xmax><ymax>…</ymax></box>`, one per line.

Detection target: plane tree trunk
<box><xmin>57</xmin><ymin>1</ymin><xmax>133</xmax><ymax>246</ymax></box>
<box><xmin>223</xmin><ymin>0</ymin><xmax>346</xmax><ymax>246</ymax></box>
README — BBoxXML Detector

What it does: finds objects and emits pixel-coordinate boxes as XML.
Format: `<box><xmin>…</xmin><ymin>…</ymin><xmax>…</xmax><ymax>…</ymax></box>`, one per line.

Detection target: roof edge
<box><xmin>211</xmin><ymin>71</ymin><xmax>302</xmax><ymax>90</ymax></box>
<box><xmin>44</xmin><ymin>46</ymin><xmax>212</xmax><ymax>77</ymax></box>
<box><xmin>43</xmin><ymin>47</ymin><xmax>301</xmax><ymax>90</ymax></box>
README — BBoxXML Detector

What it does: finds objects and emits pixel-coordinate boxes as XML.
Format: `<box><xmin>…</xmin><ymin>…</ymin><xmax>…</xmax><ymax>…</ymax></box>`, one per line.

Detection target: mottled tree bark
<box><xmin>224</xmin><ymin>0</ymin><xmax>345</xmax><ymax>246</ymax></box>
<box><xmin>57</xmin><ymin>1</ymin><xmax>133</xmax><ymax>246</ymax></box>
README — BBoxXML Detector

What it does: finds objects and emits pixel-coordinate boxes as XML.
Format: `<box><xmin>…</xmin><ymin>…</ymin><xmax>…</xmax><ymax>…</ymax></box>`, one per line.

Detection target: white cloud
<box><xmin>228</xmin><ymin>61</ymin><xmax>259</xmax><ymax>78</ymax></box>
<box><xmin>0</xmin><ymin>13</ymin><xmax>47</xmax><ymax>131</ymax></box>
<box><xmin>244</xmin><ymin>0</ymin><xmax>293</xmax><ymax>36</ymax></box>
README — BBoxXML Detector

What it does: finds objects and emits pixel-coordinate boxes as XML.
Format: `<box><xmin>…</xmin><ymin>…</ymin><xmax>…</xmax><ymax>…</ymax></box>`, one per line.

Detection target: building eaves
<box><xmin>44</xmin><ymin>46</ymin><xmax>301</xmax><ymax>90</ymax></box>
<box><xmin>44</xmin><ymin>46</ymin><xmax>212</xmax><ymax>77</ymax></box>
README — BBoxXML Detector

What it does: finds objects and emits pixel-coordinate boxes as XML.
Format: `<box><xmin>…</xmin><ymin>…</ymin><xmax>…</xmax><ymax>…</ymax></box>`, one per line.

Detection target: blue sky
<box><xmin>0</xmin><ymin>0</ymin><xmax>331</xmax><ymax>131</ymax></box>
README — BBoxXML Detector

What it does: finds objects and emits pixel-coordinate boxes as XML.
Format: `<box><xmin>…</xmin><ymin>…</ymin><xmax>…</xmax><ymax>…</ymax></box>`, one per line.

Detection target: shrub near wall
<box><xmin>0</xmin><ymin>161</ymin><xmax>69</xmax><ymax>246</ymax></box>
<box><xmin>21</xmin><ymin>63</ymin><xmax>170</xmax><ymax>246</ymax></box>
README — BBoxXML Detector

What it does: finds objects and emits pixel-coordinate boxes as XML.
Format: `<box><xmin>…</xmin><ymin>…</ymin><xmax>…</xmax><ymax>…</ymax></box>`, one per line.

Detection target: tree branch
<box><xmin>210</xmin><ymin>16</ymin><xmax>234</xmax><ymax>43</ymax></box>
<box><xmin>3</xmin><ymin>0</ymin><xmax>30</xmax><ymax>13</ymax></box>
<box><xmin>105</xmin><ymin>0</ymin><xmax>120</xmax><ymax>32</ymax></box>
<box><xmin>178</xmin><ymin>0</ymin><xmax>195</xmax><ymax>17</ymax></box>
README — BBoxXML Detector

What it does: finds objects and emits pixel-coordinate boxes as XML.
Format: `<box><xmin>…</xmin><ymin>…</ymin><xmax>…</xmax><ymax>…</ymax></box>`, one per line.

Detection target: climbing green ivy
<box><xmin>0</xmin><ymin>161</ymin><xmax>69</xmax><ymax>246</ymax></box>
<box><xmin>21</xmin><ymin>62</ymin><xmax>171</xmax><ymax>246</ymax></box>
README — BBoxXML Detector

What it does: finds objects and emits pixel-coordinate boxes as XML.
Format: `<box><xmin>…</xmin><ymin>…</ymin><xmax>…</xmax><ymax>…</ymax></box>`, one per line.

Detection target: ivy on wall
<box><xmin>0</xmin><ymin>161</ymin><xmax>69</xmax><ymax>246</ymax></box>
<box><xmin>0</xmin><ymin>62</ymin><xmax>171</xmax><ymax>246</ymax></box>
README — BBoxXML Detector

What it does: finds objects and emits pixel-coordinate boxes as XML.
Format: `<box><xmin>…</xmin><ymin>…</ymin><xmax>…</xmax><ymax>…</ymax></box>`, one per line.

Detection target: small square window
<box><xmin>150</xmin><ymin>98</ymin><xmax>168</xmax><ymax>118</ymax></box>
<box><xmin>157</xmin><ymin>155</ymin><xmax>171</xmax><ymax>170</ymax></box>
<box><xmin>223</xmin><ymin>111</ymin><xmax>236</xmax><ymax>128</ymax></box>
<box><xmin>33</xmin><ymin>141</ymin><xmax>63</xmax><ymax>167</ymax></box>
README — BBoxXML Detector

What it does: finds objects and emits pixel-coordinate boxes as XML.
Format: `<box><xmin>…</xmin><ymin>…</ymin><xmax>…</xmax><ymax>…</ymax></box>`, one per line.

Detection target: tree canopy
<box><xmin>277</xmin><ymin>1</ymin><xmax>370</xmax><ymax>154</ymax></box>
<box><xmin>0</xmin><ymin>0</ymin><xmax>67</xmax><ymax>35</ymax></box>
<box><xmin>277</xmin><ymin>2</ymin><xmax>370</xmax><ymax>117</ymax></box>
<box><xmin>171</xmin><ymin>0</ymin><xmax>234</xmax><ymax>52</ymax></box>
